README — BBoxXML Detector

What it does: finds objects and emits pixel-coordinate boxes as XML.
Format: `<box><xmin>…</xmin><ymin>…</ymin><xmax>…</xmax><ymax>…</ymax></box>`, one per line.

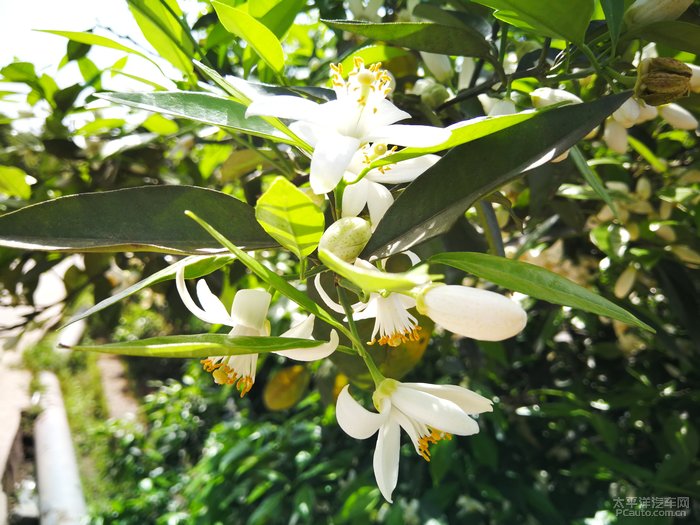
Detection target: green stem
<box><xmin>476</xmin><ymin>201</ymin><xmax>505</xmax><ymax>257</ymax></box>
<box><xmin>337</xmin><ymin>287</ymin><xmax>384</xmax><ymax>387</ymax></box>
<box><xmin>579</xmin><ymin>44</ymin><xmax>606</xmax><ymax>80</ymax></box>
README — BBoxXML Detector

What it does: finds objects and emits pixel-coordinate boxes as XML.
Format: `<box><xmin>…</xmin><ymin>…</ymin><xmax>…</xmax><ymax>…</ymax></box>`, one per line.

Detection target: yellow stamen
<box><xmin>369</xmin><ymin>325</ymin><xmax>422</xmax><ymax>347</ymax></box>
<box><xmin>417</xmin><ymin>428</ymin><xmax>452</xmax><ymax>462</ymax></box>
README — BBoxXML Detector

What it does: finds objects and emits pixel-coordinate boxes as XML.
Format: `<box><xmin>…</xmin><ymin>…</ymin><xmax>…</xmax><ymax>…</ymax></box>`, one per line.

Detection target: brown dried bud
<box><xmin>635</xmin><ymin>57</ymin><xmax>692</xmax><ymax>106</ymax></box>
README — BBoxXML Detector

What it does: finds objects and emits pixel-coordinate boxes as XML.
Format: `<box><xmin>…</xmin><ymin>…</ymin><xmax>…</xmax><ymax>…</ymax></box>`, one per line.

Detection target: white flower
<box><xmin>336</xmin><ymin>379</ymin><xmax>493</xmax><ymax>502</ymax></box>
<box><xmin>176</xmin><ymin>267</ymin><xmax>337</xmax><ymax>395</ymax></box>
<box><xmin>246</xmin><ymin>58</ymin><xmax>450</xmax><ymax>195</ymax></box>
<box><xmin>420</xmin><ymin>52</ymin><xmax>452</xmax><ymax>83</ymax></box>
<box><xmin>624</xmin><ymin>0</ymin><xmax>693</xmax><ymax>27</ymax></box>
<box><xmin>341</xmin><ymin>143</ymin><xmax>440</xmax><ymax>229</ymax></box>
<box><xmin>530</xmin><ymin>88</ymin><xmax>583</xmax><ymax>108</ymax></box>
<box><xmin>416</xmin><ymin>285</ymin><xmax>527</xmax><ymax>341</ymax></box>
<box><xmin>612</xmin><ymin>98</ymin><xmax>641</xmax><ymax>128</ymax></box>
<box><xmin>659</xmin><ymin>103</ymin><xmax>698</xmax><ymax>130</ymax></box>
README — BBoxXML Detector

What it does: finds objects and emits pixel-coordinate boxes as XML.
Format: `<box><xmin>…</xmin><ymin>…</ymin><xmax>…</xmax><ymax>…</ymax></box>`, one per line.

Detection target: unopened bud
<box><xmin>613</xmin><ymin>98</ymin><xmax>641</xmax><ymax>128</ymax></box>
<box><xmin>420</xmin><ymin>52</ymin><xmax>452</xmax><ymax>83</ymax></box>
<box><xmin>636</xmin><ymin>101</ymin><xmax>659</xmax><ymax>123</ymax></box>
<box><xmin>688</xmin><ymin>63</ymin><xmax>700</xmax><ymax>93</ymax></box>
<box><xmin>603</xmin><ymin>118</ymin><xmax>628</xmax><ymax>154</ymax></box>
<box><xmin>636</xmin><ymin>177</ymin><xmax>652</xmax><ymax>200</ymax></box>
<box><xmin>530</xmin><ymin>88</ymin><xmax>582</xmax><ymax>108</ymax></box>
<box><xmin>408</xmin><ymin>78</ymin><xmax>450</xmax><ymax>109</ymax></box>
<box><xmin>614</xmin><ymin>265</ymin><xmax>637</xmax><ymax>299</ymax></box>
<box><xmin>635</xmin><ymin>57</ymin><xmax>692</xmax><ymax>106</ymax></box>
<box><xmin>670</xmin><ymin>245</ymin><xmax>700</xmax><ymax>265</ymax></box>
<box><xmin>659</xmin><ymin>103</ymin><xmax>698</xmax><ymax>130</ymax></box>
<box><xmin>318</xmin><ymin>218</ymin><xmax>371</xmax><ymax>262</ymax></box>
<box><xmin>624</xmin><ymin>0</ymin><xmax>693</xmax><ymax>27</ymax></box>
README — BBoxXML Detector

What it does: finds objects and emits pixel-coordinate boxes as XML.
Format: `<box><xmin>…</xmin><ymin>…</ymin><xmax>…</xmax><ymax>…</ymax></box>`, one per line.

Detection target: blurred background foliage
<box><xmin>1</xmin><ymin>0</ymin><xmax>699</xmax><ymax>523</ymax></box>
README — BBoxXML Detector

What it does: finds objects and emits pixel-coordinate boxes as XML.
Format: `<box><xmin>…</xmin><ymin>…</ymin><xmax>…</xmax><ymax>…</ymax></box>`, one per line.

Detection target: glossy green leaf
<box><xmin>362</xmin><ymin>92</ymin><xmax>630</xmax><ymax>259</ymax></box>
<box><xmin>255</xmin><ymin>0</ymin><xmax>306</xmax><ymax>38</ymax></box>
<box><xmin>600</xmin><ymin>0</ymin><xmax>624</xmax><ymax>53</ymax></box>
<box><xmin>471</xmin><ymin>0</ymin><xmax>595</xmax><ymax>44</ymax></box>
<box><xmin>255</xmin><ymin>178</ymin><xmax>324</xmax><ymax>259</ymax></box>
<box><xmin>319</xmin><ymin>249</ymin><xmax>434</xmax><ymax>293</ymax></box>
<box><xmin>0</xmin><ymin>185</ymin><xmax>273</xmax><ymax>254</ymax></box>
<box><xmin>213</xmin><ymin>1</ymin><xmax>285</xmax><ymax>73</ymax></box>
<box><xmin>626</xmin><ymin>21</ymin><xmax>700</xmax><ymax>55</ymax></box>
<box><xmin>339</xmin><ymin>45</ymin><xmax>412</xmax><ymax>75</ymax></box>
<box><xmin>127</xmin><ymin>0</ymin><xmax>194</xmax><ymax>75</ymax></box>
<box><xmin>62</xmin><ymin>255</ymin><xmax>234</xmax><ymax>328</ymax></box>
<box><xmin>322</xmin><ymin>20</ymin><xmax>496</xmax><ymax>63</ymax></box>
<box><xmin>430</xmin><ymin>252</ymin><xmax>654</xmax><ymax>332</ymax></box>
<box><xmin>72</xmin><ymin>334</ymin><xmax>326</xmax><ymax>358</ymax></box>
<box><xmin>185</xmin><ymin>211</ymin><xmax>346</xmax><ymax>333</ymax></box>
<box><xmin>0</xmin><ymin>166</ymin><xmax>31</xmax><ymax>200</ymax></box>
<box><xmin>37</xmin><ymin>30</ymin><xmax>163</xmax><ymax>73</ymax></box>
<box><xmin>95</xmin><ymin>91</ymin><xmax>291</xmax><ymax>143</ymax></box>
<box><xmin>570</xmin><ymin>146</ymin><xmax>619</xmax><ymax>218</ymax></box>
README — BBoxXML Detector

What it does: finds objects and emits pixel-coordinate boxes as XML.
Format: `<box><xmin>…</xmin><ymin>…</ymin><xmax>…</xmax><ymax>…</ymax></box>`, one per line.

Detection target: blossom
<box><xmin>416</xmin><ymin>285</ymin><xmax>527</xmax><ymax>341</ymax></box>
<box><xmin>176</xmin><ymin>267</ymin><xmax>337</xmax><ymax>395</ymax></box>
<box><xmin>659</xmin><ymin>103</ymin><xmax>698</xmax><ymax>130</ymax></box>
<box><xmin>341</xmin><ymin>143</ymin><xmax>440</xmax><ymax>229</ymax></box>
<box><xmin>336</xmin><ymin>379</ymin><xmax>493</xmax><ymax>502</ymax></box>
<box><xmin>246</xmin><ymin>58</ymin><xmax>450</xmax><ymax>195</ymax></box>
<box><xmin>624</xmin><ymin>0</ymin><xmax>693</xmax><ymax>27</ymax></box>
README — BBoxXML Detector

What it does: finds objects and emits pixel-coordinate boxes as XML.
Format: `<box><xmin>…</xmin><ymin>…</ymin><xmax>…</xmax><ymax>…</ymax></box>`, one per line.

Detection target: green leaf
<box><xmin>322</xmin><ymin>20</ymin><xmax>496</xmax><ymax>63</ymax></box>
<box><xmin>62</xmin><ymin>255</ymin><xmax>234</xmax><ymax>328</ymax></box>
<box><xmin>600</xmin><ymin>0</ymin><xmax>624</xmax><ymax>53</ymax></box>
<box><xmin>141</xmin><ymin>113</ymin><xmax>179</xmax><ymax>135</ymax></box>
<box><xmin>37</xmin><ymin>30</ymin><xmax>164</xmax><ymax>73</ymax></box>
<box><xmin>255</xmin><ymin>178</ymin><xmax>324</xmax><ymax>259</ymax></box>
<box><xmin>570</xmin><ymin>146</ymin><xmax>619</xmax><ymax>218</ymax></box>
<box><xmin>0</xmin><ymin>166</ymin><xmax>31</xmax><ymax>200</ymax></box>
<box><xmin>470</xmin><ymin>0</ymin><xmax>595</xmax><ymax>44</ymax></box>
<box><xmin>212</xmin><ymin>1</ymin><xmax>285</xmax><ymax>73</ymax></box>
<box><xmin>72</xmin><ymin>334</ymin><xmax>327</xmax><ymax>358</ymax></box>
<box><xmin>626</xmin><ymin>21</ymin><xmax>700</xmax><ymax>55</ymax></box>
<box><xmin>319</xmin><ymin>249</ymin><xmax>434</xmax><ymax>294</ymax></box>
<box><xmin>362</xmin><ymin>92</ymin><xmax>630</xmax><ymax>259</ymax></box>
<box><xmin>255</xmin><ymin>0</ymin><xmax>306</xmax><ymax>38</ymax></box>
<box><xmin>127</xmin><ymin>0</ymin><xmax>194</xmax><ymax>75</ymax></box>
<box><xmin>430</xmin><ymin>252</ymin><xmax>654</xmax><ymax>332</ymax></box>
<box><xmin>185</xmin><ymin>211</ymin><xmax>346</xmax><ymax>333</ymax></box>
<box><xmin>95</xmin><ymin>91</ymin><xmax>291</xmax><ymax>143</ymax></box>
<box><xmin>0</xmin><ymin>185</ymin><xmax>273</xmax><ymax>254</ymax></box>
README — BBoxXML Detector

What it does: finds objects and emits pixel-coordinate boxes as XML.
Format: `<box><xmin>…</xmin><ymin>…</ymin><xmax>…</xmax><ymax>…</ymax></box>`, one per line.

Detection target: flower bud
<box><xmin>420</xmin><ymin>52</ymin><xmax>453</xmax><ymax>83</ymax></box>
<box><xmin>613</xmin><ymin>98</ymin><xmax>641</xmax><ymax>128</ymax></box>
<box><xmin>458</xmin><ymin>57</ymin><xmax>476</xmax><ymax>90</ymax></box>
<box><xmin>679</xmin><ymin>169</ymin><xmax>700</xmax><ymax>185</ymax></box>
<box><xmin>636</xmin><ymin>177</ymin><xmax>652</xmax><ymax>200</ymax></box>
<box><xmin>614</xmin><ymin>265</ymin><xmax>637</xmax><ymax>299</ymax></box>
<box><xmin>688</xmin><ymin>63</ymin><xmax>700</xmax><ymax>93</ymax></box>
<box><xmin>624</xmin><ymin>0</ymin><xmax>693</xmax><ymax>27</ymax></box>
<box><xmin>653</xmin><ymin>224</ymin><xmax>676</xmax><ymax>242</ymax></box>
<box><xmin>530</xmin><ymin>88</ymin><xmax>582</xmax><ymax>108</ymax></box>
<box><xmin>659</xmin><ymin>200</ymin><xmax>674</xmax><ymax>220</ymax></box>
<box><xmin>635</xmin><ymin>57</ymin><xmax>692</xmax><ymax>106</ymax></box>
<box><xmin>636</xmin><ymin>101</ymin><xmax>659</xmax><ymax>123</ymax></box>
<box><xmin>603</xmin><ymin>118</ymin><xmax>628</xmax><ymax>153</ymax></box>
<box><xmin>659</xmin><ymin>103</ymin><xmax>698</xmax><ymax>130</ymax></box>
<box><xmin>318</xmin><ymin>217</ymin><xmax>371</xmax><ymax>262</ymax></box>
<box><xmin>670</xmin><ymin>245</ymin><xmax>700</xmax><ymax>265</ymax></box>
<box><xmin>408</xmin><ymin>78</ymin><xmax>450</xmax><ymax>109</ymax></box>
<box><xmin>416</xmin><ymin>285</ymin><xmax>527</xmax><ymax>341</ymax></box>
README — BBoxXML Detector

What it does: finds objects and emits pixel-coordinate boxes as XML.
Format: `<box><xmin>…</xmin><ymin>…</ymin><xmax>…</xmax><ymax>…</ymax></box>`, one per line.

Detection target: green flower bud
<box><xmin>318</xmin><ymin>217</ymin><xmax>371</xmax><ymax>262</ymax></box>
<box><xmin>635</xmin><ymin>57</ymin><xmax>692</xmax><ymax>106</ymax></box>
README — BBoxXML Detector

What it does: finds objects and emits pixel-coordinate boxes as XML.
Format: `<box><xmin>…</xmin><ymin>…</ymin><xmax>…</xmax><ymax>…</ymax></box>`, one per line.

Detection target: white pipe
<box><xmin>34</xmin><ymin>372</ymin><xmax>87</xmax><ymax>525</ymax></box>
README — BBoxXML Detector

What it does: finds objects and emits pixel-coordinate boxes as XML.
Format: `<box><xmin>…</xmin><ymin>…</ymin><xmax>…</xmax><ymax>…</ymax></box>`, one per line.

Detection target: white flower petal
<box><xmin>280</xmin><ymin>314</ymin><xmax>315</xmax><ymax>339</ymax></box>
<box><xmin>392</xmin><ymin>386</ymin><xmax>480</xmax><ymax>436</ymax></box>
<box><xmin>245</xmin><ymin>95</ymin><xmax>323</xmax><ymax>121</ymax></box>
<box><xmin>367</xmin><ymin>154</ymin><xmax>440</xmax><ymax>184</ymax></box>
<box><xmin>310</xmin><ymin>134</ymin><xmax>361</xmax><ymax>194</ymax></box>
<box><xmin>358</xmin><ymin>99</ymin><xmax>411</xmax><ymax>134</ymax></box>
<box><xmin>365</xmin><ymin>181</ymin><xmax>394</xmax><ymax>228</ymax></box>
<box><xmin>401</xmin><ymin>382</ymin><xmax>493</xmax><ymax>414</ymax></box>
<box><xmin>342</xmin><ymin>178</ymin><xmax>370</xmax><ymax>218</ymax></box>
<box><xmin>196</xmin><ymin>279</ymin><xmax>235</xmax><ymax>325</ymax></box>
<box><xmin>230</xmin><ymin>289</ymin><xmax>271</xmax><ymax>331</ymax></box>
<box><xmin>289</xmin><ymin>121</ymin><xmax>326</xmax><ymax>148</ymax></box>
<box><xmin>365</xmin><ymin>124</ymin><xmax>450</xmax><ymax>147</ymax></box>
<box><xmin>336</xmin><ymin>385</ymin><xmax>387</xmax><ymax>439</ymax></box>
<box><xmin>373</xmin><ymin>421</ymin><xmax>401</xmax><ymax>503</ymax></box>
<box><xmin>660</xmin><ymin>103</ymin><xmax>698</xmax><ymax>130</ymax></box>
<box><xmin>603</xmin><ymin>118</ymin><xmax>628</xmax><ymax>154</ymax></box>
<box><xmin>420</xmin><ymin>285</ymin><xmax>527</xmax><ymax>341</ymax></box>
<box><xmin>313</xmin><ymin>273</ymin><xmax>347</xmax><ymax>314</ymax></box>
<box><xmin>176</xmin><ymin>267</ymin><xmax>233</xmax><ymax>326</ymax></box>
<box><xmin>274</xmin><ymin>329</ymin><xmax>339</xmax><ymax>361</ymax></box>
